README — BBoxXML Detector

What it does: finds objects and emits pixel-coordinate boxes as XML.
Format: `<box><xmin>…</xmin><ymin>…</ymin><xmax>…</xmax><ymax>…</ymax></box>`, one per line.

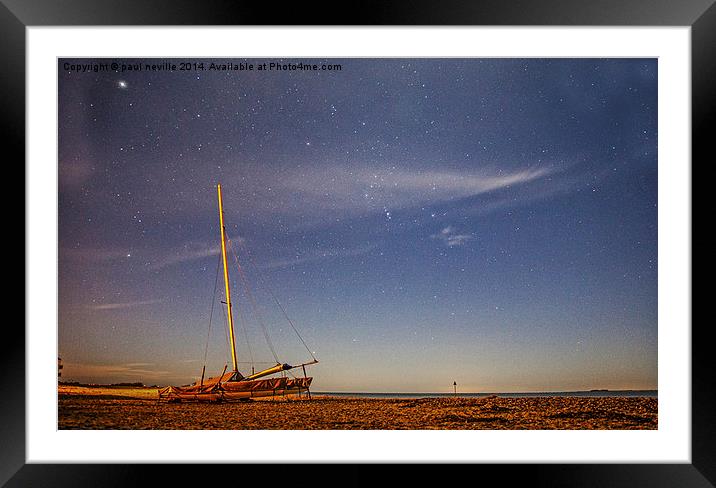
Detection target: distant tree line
<box><xmin>58</xmin><ymin>381</ymin><xmax>152</xmax><ymax>387</ymax></box>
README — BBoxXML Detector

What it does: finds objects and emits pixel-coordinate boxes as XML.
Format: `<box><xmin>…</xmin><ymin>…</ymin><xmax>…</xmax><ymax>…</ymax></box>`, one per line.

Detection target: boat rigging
<box><xmin>159</xmin><ymin>183</ymin><xmax>318</xmax><ymax>402</ymax></box>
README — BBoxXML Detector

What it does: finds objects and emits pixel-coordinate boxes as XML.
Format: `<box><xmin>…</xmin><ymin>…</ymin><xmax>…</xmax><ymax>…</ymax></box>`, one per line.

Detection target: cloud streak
<box><xmin>88</xmin><ymin>299</ymin><xmax>163</xmax><ymax>310</ymax></box>
<box><xmin>62</xmin><ymin>362</ymin><xmax>173</xmax><ymax>382</ymax></box>
<box><xmin>431</xmin><ymin>226</ymin><xmax>474</xmax><ymax>247</ymax></box>
<box><xmin>263</xmin><ymin>243</ymin><xmax>377</xmax><ymax>269</ymax></box>
<box><xmin>69</xmin><ymin>161</ymin><xmax>562</xmax><ymax>233</ymax></box>
<box><xmin>279</xmin><ymin>165</ymin><xmax>554</xmax><ymax>215</ymax></box>
<box><xmin>148</xmin><ymin>242</ymin><xmax>222</xmax><ymax>270</ymax></box>
<box><xmin>148</xmin><ymin>233</ymin><xmax>249</xmax><ymax>270</ymax></box>
<box><xmin>60</xmin><ymin>247</ymin><xmax>134</xmax><ymax>263</ymax></box>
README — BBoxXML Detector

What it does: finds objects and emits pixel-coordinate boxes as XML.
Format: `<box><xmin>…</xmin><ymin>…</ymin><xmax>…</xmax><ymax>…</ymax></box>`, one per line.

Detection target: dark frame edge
<box><xmin>691</xmin><ymin>0</ymin><xmax>716</xmax><ymax>484</ymax></box>
<box><xmin>7</xmin><ymin>0</ymin><xmax>712</xmax><ymax>486</ymax></box>
<box><xmin>1</xmin><ymin>0</ymin><xmax>716</xmax><ymax>26</ymax></box>
<box><xmin>1</xmin><ymin>1</ymin><xmax>26</xmax><ymax>487</ymax></box>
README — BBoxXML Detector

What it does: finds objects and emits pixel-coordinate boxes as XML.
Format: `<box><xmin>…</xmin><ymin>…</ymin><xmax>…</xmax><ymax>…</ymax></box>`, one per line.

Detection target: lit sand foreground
<box><xmin>58</xmin><ymin>385</ymin><xmax>657</xmax><ymax>430</ymax></box>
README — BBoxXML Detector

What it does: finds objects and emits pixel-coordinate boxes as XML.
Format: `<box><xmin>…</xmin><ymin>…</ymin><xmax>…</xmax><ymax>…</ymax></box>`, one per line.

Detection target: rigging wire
<box><xmin>227</xmin><ymin>236</ymin><xmax>280</xmax><ymax>364</ymax></box>
<box><xmin>210</xmin><ymin>235</ymin><xmax>254</xmax><ymax>374</ymax></box>
<box><xmin>237</xmin><ymin>310</ymin><xmax>256</xmax><ymax>375</ymax></box>
<box><xmin>221</xmin><ymin>266</ymin><xmax>254</xmax><ymax>373</ymax></box>
<box><xmin>201</xmin><ymin>253</ymin><xmax>222</xmax><ymax>371</ymax></box>
<box><xmin>220</xmin><ymin>290</ymin><xmax>232</xmax><ymax>368</ymax></box>
<box><xmin>236</xmin><ymin>238</ymin><xmax>317</xmax><ymax>362</ymax></box>
<box><xmin>231</xmin><ymin>271</ymin><xmax>256</xmax><ymax>374</ymax></box>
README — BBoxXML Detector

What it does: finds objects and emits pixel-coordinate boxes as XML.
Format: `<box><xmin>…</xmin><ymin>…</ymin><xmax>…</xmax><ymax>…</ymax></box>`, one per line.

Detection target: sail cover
<box><xmin>159</xmin><ymin>371</ymin><xmax>313</xmax><ymax>402</ymax></box>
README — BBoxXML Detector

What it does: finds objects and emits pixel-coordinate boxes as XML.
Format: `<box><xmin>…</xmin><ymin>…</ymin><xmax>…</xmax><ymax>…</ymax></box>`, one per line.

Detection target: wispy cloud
<box><xmin>280</xmin><ymin>165</ymin><xmax>554</xmax><ymax>215</ymax></box>
<box><xmin>147</xmin><ymin>237</ymin><xmax>244</xmax><ymax>270</ymax></box>
<box><xmin>358</xmin><ymin>166</ymin><xmax>552</xmax><ymax>198</ymax></box>
<box><xmin>88</xmin><ymin>299</ymin><xmax>163</xmax><ymax>310</ymax></box>
<box><xmin>263</xmin><ymin>243</ymin><xmax>377</xmax><ymax>269</ymax></box>
<box><xmin>61</xmin><ymin>237</ymin><xmax>244</xmax><ymax>271</ymax></box>
<box><xmin>148</xmin><ymin>243</ymin><xmax>221</xmax><ymax>270</ymax></box>
<box><xmin>431</xmin><ymin>226</ymin><xmax>474</xmax><ymax>247</ymax></box>
<box><xmin>62</xmin><ymin>361</ymin><xmax>172</xmax><ymax>379</ymax></box>
<box><xmin>66</xmin><ymin>163</ymin><xmax>562</xmax><ymax>231</ymax></box>
<box><xmin>60</xmin><ymin>246</ymin><xmax>134</xmax><ymax>263</ymax></box>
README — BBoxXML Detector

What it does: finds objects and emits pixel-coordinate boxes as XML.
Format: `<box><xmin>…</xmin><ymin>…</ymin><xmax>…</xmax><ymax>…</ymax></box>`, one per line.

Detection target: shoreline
<box><xmin>313</xmin><ymin>390</ymin><xmax>658</xmax><ymax>399</ymax></box>
<box><xmin>58</xmin><ymin>384</ymin><xmax>658</xmax><ymax>398</ymax></box>
<box><xmin>58</xmin><ymin>385</ymin><xmax>658</xmax><ymax>430</ymax></box>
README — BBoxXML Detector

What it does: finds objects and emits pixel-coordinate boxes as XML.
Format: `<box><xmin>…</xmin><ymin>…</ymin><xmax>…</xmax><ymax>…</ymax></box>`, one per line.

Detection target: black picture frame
<box><xmin>7</xmin><ymin>1</ymin><xmax>710</xmax><ymax>485</ymax></box>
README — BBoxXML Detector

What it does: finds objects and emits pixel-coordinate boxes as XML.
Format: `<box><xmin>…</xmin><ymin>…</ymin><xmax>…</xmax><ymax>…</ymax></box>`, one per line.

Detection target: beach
<box><xmin>58</xmin><ymin>385</ymin><xmax>657</xmax><ymax>430</ymax></box>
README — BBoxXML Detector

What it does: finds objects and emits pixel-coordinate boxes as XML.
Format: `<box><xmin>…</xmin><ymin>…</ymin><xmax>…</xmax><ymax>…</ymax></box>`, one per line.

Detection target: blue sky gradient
<box><xmin>58</xmin><ymin>58</ymin><xmax>657</xmax><ymax>392</ymax></box>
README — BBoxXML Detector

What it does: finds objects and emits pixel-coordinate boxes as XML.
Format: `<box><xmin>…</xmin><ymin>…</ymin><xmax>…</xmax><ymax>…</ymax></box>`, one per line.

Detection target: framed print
<box><xmin>7</xmin><ymin>0</ymin><xmax>711</xmax><ymax>485</ymax></box>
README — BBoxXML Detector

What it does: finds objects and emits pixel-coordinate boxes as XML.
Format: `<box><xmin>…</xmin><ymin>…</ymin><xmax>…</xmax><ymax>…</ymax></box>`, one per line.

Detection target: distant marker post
<box><xmin>453</xmin><ymin>381</ymin><xmax>457</xmax><ymax>397</ymax></box>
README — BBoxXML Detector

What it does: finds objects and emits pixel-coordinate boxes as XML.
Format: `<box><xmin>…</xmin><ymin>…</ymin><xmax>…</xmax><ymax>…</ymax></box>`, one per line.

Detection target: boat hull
<box><xmin>159</xmin><ymin>375</ymin><xmax>313</xmax><ymax>402</ymax></box>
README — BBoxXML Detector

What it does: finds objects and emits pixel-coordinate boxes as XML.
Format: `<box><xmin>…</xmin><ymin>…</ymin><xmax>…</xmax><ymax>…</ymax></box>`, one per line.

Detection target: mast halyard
<box><xmin>217</xmin><ymin>183</ymin><xmax>239</xmax><ymax>374</ymax></box>
<box><xmin>159</xmin><ymin>184</ymin><xmax>317</xmax><ymax>402</ymax></box>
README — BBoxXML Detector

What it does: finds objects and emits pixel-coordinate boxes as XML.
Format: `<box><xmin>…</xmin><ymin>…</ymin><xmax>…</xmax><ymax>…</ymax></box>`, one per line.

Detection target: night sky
<box><xmin>58</xmin><ymin>58</ymin><xmax>657</xmax><ymax>392</ymax></box>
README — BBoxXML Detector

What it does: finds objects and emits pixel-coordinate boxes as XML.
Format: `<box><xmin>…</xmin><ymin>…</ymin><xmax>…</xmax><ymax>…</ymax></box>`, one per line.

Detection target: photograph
<box><xmin>58</xmin><ymin>57</ymin><xmax>658</xmax><ymax>430</ymax></box>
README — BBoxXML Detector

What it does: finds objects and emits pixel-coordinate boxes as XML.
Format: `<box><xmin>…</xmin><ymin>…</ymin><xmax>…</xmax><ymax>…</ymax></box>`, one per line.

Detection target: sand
<box><xmin>58</xmin><ymin>385</ymin><xmax>657</xmax><ymax>430</ymax></box>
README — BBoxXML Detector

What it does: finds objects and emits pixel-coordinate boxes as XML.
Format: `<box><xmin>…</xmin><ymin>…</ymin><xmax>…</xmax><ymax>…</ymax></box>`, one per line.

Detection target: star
<box><xmin>118</xmin><ymin>80</ymin><xmax>128</xmax><ymax>89</ymax></box>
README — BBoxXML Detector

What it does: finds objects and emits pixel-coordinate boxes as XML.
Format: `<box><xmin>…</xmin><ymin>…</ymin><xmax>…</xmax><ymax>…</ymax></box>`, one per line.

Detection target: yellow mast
<box><xmin>217</xmin><ymin>183</ymin><xmax>238</xmax><ymax>373</ymax></box>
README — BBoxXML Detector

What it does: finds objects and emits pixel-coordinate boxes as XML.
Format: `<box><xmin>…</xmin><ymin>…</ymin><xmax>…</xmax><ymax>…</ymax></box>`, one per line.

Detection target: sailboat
<box><xmin>159</xmin><ymin>184</ymin><xmax>317</xmax><ymax>402</ymax></box>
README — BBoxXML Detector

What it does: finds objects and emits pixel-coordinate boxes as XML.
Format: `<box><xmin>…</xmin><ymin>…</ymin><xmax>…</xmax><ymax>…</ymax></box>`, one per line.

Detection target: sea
<box><xmin>313</xmin><ymin>390</ymin><xmax>657</xmax><ymax>399</ymax></box>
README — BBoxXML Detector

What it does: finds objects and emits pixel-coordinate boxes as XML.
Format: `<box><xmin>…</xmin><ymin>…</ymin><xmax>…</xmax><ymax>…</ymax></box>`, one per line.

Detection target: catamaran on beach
<box><xmin>159</xmin><ymin>184</ymin><xmax>317</xmax><ymax>402</ymax></box>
